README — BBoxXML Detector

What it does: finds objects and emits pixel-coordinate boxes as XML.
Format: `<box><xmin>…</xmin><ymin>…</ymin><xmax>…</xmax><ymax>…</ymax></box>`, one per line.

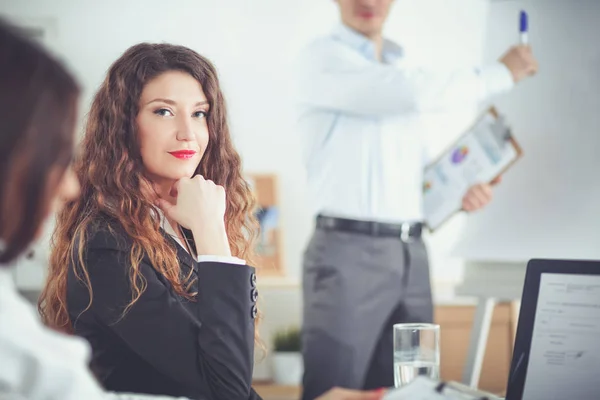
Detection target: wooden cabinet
<box><xmin>435</xmin><ymin>302</ymin><xmax>516</xmax><ymax>394</ymax></box>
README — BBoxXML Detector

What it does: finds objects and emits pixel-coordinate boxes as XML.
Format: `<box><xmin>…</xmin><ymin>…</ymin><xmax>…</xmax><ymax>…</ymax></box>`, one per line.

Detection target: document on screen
<box><xmin>522</xmin><ymin>273</ymin><xmax>600</xmax><ymax>400</ymax></box>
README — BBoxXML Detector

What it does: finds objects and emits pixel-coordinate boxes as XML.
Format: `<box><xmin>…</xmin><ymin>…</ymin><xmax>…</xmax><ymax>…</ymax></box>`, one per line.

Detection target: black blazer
<box><xmin>66</xmin><ymin>215</ymin><xmax>263</xmax><ymax>400</ymax></box>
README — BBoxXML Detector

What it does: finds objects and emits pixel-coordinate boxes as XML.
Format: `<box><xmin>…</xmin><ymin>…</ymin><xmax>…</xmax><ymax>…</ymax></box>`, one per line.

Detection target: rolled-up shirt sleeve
<box><xmin>296</xmin><ymin>40</ymin><xmax>514</xmax><ymax>117</ymax></box>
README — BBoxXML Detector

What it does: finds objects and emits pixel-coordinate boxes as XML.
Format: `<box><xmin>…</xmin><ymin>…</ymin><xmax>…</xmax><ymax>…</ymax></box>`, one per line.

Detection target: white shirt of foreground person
<box><xmin>0</xmin><ymin>266</ymin><xmax>188</xmax><ymax>400</ymax></box>
<box><xmin>295</xmin><ymin>24</ymin><xmax>515</xmax><ymax>223</ymax></box>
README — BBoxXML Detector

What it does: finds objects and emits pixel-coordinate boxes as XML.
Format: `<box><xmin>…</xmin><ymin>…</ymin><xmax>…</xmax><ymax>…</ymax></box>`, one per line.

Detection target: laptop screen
<box><xmin>507</xmin><ymin>260</ymin><xmax>600</xmax><ymax>400</ymax></box>
<box><xmin>522</xmin><ymin>272</ymin><xmax>600</xmax><ymax>399</ymax></box>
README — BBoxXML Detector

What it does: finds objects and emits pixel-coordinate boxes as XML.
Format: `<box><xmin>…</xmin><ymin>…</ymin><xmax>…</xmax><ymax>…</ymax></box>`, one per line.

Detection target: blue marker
<box><xmin>519</xmin><ymin>10</ymin><xmax>529</xmax><ymax>44</ymax></box>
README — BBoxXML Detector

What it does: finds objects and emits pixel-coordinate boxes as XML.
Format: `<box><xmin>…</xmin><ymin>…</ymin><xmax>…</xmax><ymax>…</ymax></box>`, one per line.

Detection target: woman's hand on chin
<box><xmin>157</xmin><ymin>176</ymin><xmax>231</xmax><ymax>257</ymax></box>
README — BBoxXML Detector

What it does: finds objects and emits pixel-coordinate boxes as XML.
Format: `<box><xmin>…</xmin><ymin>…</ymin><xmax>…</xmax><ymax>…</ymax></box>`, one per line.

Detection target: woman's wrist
<box><xmin>191</xmin><ymin>222</ymin><xmax>231</xmax><ymax>257</ymax></box>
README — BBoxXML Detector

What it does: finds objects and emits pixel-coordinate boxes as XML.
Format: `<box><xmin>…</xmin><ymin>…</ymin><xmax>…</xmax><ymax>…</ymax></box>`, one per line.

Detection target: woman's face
<box><xmin>136</xmin><ymin>71</ymin><xmax>210</xmax><ymax>187</ymax></box>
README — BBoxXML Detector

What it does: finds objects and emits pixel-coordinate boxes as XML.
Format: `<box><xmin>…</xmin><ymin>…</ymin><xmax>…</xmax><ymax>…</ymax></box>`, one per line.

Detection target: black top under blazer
<box><xmin>66</xmin><ymin>215</ymin><xmax>263</xmax><ymax>400</ymax></box>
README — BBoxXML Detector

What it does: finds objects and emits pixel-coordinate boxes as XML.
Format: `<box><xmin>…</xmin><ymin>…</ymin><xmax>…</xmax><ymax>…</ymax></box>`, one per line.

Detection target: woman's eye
<box><xmin>193</xmin><ymin>111</ymin><xmax>208</xmax><ymax>119</ymax></box>
<box><xmin>154</xmin><ymin>108</ymin><xmax>174</xmax><ymax>117</ymax></box>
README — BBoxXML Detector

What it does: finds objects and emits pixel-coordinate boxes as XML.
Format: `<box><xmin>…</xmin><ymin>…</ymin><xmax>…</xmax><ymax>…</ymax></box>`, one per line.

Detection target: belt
<box><xmin>316</xmin><ymin>215</ymin><xmax>424</xmax><ymax>241</ymax></box>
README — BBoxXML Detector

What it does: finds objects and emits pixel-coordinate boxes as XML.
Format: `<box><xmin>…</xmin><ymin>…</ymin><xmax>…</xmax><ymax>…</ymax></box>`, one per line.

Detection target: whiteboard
<box><xmin>453</xmin><ymin>0</ymin><xmax>600</xmax><ymax>262</ymax></box>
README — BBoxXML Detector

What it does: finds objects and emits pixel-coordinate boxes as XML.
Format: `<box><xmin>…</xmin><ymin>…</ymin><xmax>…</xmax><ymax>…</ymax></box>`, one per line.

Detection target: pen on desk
<box><xmin>520</xmin><ymin>10</ymin><xmax>529</xmax><ymax>45</ymax></box>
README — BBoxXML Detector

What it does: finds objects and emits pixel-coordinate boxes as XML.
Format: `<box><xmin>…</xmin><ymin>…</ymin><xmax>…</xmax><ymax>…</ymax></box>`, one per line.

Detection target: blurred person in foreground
<box><xmin>295</xmin><ymin>0</ymin><xmax>538</xmax><ymax>398</ymax></box>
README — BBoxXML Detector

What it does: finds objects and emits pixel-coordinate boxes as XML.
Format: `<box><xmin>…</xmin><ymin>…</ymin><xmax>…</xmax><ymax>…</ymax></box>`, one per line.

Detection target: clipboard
<box><xmin>422</xmin><ymin>106</ymin><xmax>523</xmax><ymax>232</ymax></box>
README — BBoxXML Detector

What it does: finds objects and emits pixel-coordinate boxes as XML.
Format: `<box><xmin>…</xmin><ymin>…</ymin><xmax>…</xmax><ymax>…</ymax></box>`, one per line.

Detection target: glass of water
<box><xmin>393</xmin><ymin>323</ymin><xmax>440</xmax><ymax>388</ymax></box>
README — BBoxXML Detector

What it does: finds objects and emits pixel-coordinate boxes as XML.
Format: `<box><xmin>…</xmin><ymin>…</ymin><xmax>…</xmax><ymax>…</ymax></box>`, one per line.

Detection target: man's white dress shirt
<box><xmin>296</xmin><ymin>24</ymin><xmax>514</xmax><ymax>223</ymax></box>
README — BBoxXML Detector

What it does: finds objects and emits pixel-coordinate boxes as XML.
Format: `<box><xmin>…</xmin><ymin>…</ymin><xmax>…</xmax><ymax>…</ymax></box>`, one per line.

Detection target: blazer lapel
<box><xmin>181</xmin><ymin>228</ymin><xmax>197</xmax><ymax>257</ymax></box>
<box><xmin>157</xmin><ymin>229</ymin><xmax>199</xmax><ymax>300</ymax></box>
<box><xmin>160</xmin><ymin>228</ymin><xmax>197</xmax><ymax>274</ymax></box>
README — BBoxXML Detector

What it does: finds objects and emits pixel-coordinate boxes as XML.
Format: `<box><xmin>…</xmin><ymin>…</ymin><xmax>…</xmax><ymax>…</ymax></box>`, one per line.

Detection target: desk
<box><xmin>253</xmin><ymin>383</ymin><xmax>300</xmax><ymax>400</ymax></box>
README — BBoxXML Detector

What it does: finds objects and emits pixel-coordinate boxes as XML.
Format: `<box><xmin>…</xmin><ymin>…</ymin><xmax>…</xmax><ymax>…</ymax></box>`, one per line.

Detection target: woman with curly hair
<box><xmin>37</xmin><ymin>43</ymin><xmax>262</xmax><ymax>400</ymax></box>
<box><xmin>37</xmin><ymin>40</ymin><xmax>387</xmax><ymax>400</ymax></box>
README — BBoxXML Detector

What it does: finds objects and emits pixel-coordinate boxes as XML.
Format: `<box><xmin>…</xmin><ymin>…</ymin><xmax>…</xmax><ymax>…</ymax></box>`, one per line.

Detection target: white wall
<box><xmin>0</xmin><ymin>0</ymin><xmax>493</xmax><ymax>288</ymax></box>
<box><xmin>455</xmin><ymin>0</ymin><xmax>600</xmax><ymax>262</ymax></box>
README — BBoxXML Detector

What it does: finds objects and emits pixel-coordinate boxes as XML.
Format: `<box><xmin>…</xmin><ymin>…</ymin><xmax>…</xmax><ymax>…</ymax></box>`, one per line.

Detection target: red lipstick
<box><xmin>169</xmin><ymin>150</ymin><xmax>197</xmax><ymax>160</ymax></box>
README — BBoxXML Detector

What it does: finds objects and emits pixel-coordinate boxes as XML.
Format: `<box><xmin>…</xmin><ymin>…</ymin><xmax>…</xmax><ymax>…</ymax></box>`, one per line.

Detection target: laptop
<box><xmin>384</xmin><ymin>259</ymin><xmax>600</xmax><ymax>400</ymax></box>
<box><xmin>505</xmin><ymin>259</ymin><xmax>600</xmax><ymax>400</ymax></box>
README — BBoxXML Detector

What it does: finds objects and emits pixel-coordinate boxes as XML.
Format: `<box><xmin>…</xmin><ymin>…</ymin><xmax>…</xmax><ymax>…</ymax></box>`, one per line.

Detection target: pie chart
<box><xmin>451</xmin><ymin>145</ymin><xmax>469</xmax><ymax>164</ymax></box>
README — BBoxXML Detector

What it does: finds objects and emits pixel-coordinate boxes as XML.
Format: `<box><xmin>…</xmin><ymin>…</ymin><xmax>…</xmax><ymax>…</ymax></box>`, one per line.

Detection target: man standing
<box><xmin>295</xmin><ymin>1</ymin><xmax>538</xmax><ymax>399</ymax></box>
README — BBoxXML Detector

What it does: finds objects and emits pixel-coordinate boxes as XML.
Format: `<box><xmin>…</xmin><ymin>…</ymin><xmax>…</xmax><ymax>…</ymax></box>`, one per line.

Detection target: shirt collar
<box><xmin>155</xmin><ymin>208</ymin><xmax>198</xmax><ymax>261</ymax></box>
<box><xmin>154</xmin><ymin>208</ymin><xmax>177</xmax><ymax>241</ymax></box>
<box><xmin>332</xmin><ymin>23</ymin><xmax>404</xmax><ymax>64</ymax></box>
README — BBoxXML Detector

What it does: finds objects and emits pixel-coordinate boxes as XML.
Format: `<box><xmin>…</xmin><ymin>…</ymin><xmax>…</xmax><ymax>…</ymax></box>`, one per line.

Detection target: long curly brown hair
<box><xmin>38</xmin><ymin>43</ymin><xmax>259</xmax><ymax>336</ymax></box>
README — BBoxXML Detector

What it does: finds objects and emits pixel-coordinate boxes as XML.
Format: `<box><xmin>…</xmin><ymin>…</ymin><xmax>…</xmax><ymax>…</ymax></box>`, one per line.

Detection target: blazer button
<box><xmin>250</xmin><ymin>272</ymin><xmax>257</xmax><ymax>287</ymax></box>
<box><xmin>251</xmin><ymin>288</ymin><xmax>259</xmax><ymax>303</ymax></box>
<box><xmin>251</xmin><ymin>305</ymin><xmax>258</xmax><ymax>319</ymax></box>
